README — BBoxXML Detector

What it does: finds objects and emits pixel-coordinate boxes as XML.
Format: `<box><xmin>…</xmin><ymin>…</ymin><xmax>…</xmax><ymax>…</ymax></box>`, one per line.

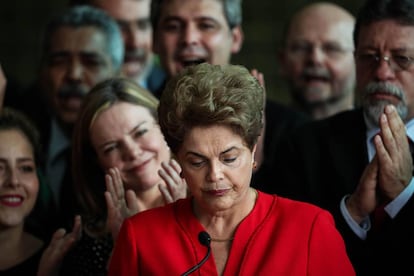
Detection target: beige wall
<box><xmin>0</xmin><ymin>0</ymin><xmax>361</xmax><ymax>103</ymax></box>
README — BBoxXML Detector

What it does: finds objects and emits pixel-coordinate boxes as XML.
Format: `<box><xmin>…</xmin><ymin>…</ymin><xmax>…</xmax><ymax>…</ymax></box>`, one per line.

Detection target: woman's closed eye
<box><xmin>133</xmin><ymin>128</ymin><xmax>148</xmax><ymax>139</ymax></box>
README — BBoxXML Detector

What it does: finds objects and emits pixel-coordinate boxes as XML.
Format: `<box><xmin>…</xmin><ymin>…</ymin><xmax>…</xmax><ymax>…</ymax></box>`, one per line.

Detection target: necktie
<box><xmin>372</xmin><ymin>201</ymin><xmax>389</xmax><ymax>232</ymax></box>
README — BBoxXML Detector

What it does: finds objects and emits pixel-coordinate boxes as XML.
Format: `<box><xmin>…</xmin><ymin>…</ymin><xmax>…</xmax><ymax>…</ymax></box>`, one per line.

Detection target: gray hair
<box><xmin>41</xmin><ymin>5</ymin><xmax>124</xmax><ymax>71</ymax></box>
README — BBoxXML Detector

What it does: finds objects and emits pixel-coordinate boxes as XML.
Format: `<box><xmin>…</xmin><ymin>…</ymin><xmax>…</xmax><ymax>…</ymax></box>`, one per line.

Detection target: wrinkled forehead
<box><xmin>356</xmin><ymin>20</ymin><xmax>414</xmax><ymax>50</ymax></box>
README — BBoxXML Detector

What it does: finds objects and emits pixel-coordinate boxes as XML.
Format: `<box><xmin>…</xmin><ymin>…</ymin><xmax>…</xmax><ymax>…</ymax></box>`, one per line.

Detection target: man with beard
<box><xmin>269</xmin><ymin>0</ymin><xmax>414</xmax><ymax>274</ymax></box>
<box><xmin>15</xmin><ymin>5</ymin><xmax>123</xmax><ymax>240</ymax></box>
<box><xmin>70</xmin><ymin>0</ymin><xmax>166</xmax><ymax>93</ymax></box>
<box><xmin>279</xmin><ymin>2</ymin><xmax>356</xmax><ymax>120</ymax></box>
<box><xmin>150</xmin><ymin>0</ymin><xmax>310</xmax><ymax>191</ymax></box>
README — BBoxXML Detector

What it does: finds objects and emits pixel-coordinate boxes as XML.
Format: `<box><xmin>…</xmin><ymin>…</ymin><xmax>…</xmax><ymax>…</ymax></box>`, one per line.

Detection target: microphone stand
<box><xmin>181</xmin><ymin>232</ymin><xmax>211</xmax><ymax>276</ymax></box>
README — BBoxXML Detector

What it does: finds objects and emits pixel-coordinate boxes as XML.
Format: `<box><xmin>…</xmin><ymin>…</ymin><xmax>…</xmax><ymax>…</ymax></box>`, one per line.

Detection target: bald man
<box><xmin>279</xmin><ymin>2</ymin><xmax>356</xmax><ymax>120</ymax></box>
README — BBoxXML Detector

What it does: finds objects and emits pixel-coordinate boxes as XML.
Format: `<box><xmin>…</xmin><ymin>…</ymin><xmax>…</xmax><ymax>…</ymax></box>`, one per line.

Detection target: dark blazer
<box><xmin>251</xmin><ymin>99</ymin><xmax>310</xmax><ymax>191</ymax></box>
<box><xmin>269</xmin><ymin>108</ymin><xmax>414</xmax><ymax>275</ymax></box>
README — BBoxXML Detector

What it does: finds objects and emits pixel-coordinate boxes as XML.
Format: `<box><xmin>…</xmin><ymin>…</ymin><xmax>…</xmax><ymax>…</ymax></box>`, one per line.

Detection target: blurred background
<box><xmin>0</xmin><ymin>0</ymin><xmax>362</xmax><ymax>104</ymax></box>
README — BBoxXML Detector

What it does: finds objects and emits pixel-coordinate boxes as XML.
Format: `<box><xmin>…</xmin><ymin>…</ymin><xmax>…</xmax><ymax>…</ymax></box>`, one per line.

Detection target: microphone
<box><xmin>181</xmin><ymin>231</ymin><xmax>211</xmax><ymax>276</ymax></box>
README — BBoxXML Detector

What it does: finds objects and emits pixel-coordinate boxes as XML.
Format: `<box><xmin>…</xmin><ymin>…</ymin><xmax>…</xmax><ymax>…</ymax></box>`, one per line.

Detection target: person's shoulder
<box><xmin>291</xmin><ymin>108</ymin><xmax>363</xmax><ymax>136</ymax></box>
<box><xmin>265</xmin><ymin>99</ymin><xmax>310</xmax><ymax>121</ymax></box>
<box><xmin>128</xmin><ymin>198</ymin><xmax>186</xmax><ymax>225</ymax></box>
<box><xmin>274</xmin><ymin>195</ymin><xmax>332</xmax><ymax>219</ymax></box>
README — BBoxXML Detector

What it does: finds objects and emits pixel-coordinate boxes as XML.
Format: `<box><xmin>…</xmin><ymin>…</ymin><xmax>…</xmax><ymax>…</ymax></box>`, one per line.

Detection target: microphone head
<box><xmin>198</xmin><ymin>231</ymin><xmax>211</xmax><ymax>247</ymax></box>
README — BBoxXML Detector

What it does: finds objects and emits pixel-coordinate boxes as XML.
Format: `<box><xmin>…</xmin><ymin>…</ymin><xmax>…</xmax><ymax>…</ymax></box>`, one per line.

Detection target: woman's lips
<box><xmin>205</xmin><ymin>189</ymin><xmax>230</xmax><ymax>196</ymax></box>
<box><xmin>0</xmin><ymin>195</ymin><xmax>23</xmax><ymax>207</ymax></box>
<box><xmin>127</xmin><ymin>158</ymin><xmax>152</xmax><ymax>173</ymax></box>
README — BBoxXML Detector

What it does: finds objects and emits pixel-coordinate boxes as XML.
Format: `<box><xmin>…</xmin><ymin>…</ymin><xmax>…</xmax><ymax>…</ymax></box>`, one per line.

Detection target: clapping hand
<box><xmin>158</xmin><ymin>159</ymin><xmax>188</xmax><ymax>203</ymax></box>
<box><xmin>37</xmin><ymin>215</ymin><xmax>82</xmax><ymax>276</ymax></box>
<box><xmin>105</xmin><ymin>167</ymin><xmax>140</xmax><ymax>241</ymax></box>
<box><xmin>346</xmin><ymin>105</ymin><xmax>412</xmax><ymax>223</ymax></box>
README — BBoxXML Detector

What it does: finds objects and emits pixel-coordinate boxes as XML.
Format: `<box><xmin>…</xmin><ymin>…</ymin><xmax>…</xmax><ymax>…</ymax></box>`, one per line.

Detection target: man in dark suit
<box><xmin>269</xmin><ymin>0</ymin><xmax>414</xmax><ymax>274</ymax></box>
<box><xmin>15</xmin><ymin>5</ymin><xmax>124</xmax><ymax>240</ymax></box>
<box><xmin>150</xmin><ymin>0</ymin><xmax>310</xmax><ymax>191</ymax></box>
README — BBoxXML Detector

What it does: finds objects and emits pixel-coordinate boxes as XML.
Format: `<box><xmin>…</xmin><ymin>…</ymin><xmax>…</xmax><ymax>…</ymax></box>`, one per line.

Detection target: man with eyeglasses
<box><xmin>269</xmin><ymin>0</ymin><xmax>414</xmax><ymax>274</ymax></box>
<box><xmin>279</xmin><ymin>2</ymin><xmax>356</xmax><ymax>120</ymax></box>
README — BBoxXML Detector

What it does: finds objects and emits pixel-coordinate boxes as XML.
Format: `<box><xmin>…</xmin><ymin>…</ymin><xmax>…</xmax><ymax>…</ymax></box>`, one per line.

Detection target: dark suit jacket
<box><xmin>269</xmin><ymin>108</ymin><xmax>414</xmax><ymax>275</ymax></box>
<box><xmin>251</xmin><ymin>99</ymin><xmax>310</xmax><ymax>191</ymax></box>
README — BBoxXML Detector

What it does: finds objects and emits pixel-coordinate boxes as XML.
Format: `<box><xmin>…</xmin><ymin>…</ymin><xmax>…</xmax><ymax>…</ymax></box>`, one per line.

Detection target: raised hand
<box><xmin>250</xmin><ymin>68</ymin><xmax>266</xmax><ymax>104</ymax></box>
<box><xmin>347</xmin><ymin>105</ymin><xmax>413</xmax><ymax>224</ymax></box>
<box><xmin>376</xmin><ymin>104</ymin><xmax>412</xmax><ymax>200</ymax></box>
<box><xmin>37</xmin><ymin>215</ymin><xmax>82</xmax><ymax>276</ymax></box>
<box><xmin>158</xmin><ymin>159</ymin><xmax>188</xmax><ymax>203</ymax></box>
<box><xmin>105</xmin><ymin>167</ymin><xmax>140</xmax><ymax>241</ymax></box>
<box><xmin>346</xmin><ymin>155</ymin><xmax>379</xmax><ymax>224</ymax></box>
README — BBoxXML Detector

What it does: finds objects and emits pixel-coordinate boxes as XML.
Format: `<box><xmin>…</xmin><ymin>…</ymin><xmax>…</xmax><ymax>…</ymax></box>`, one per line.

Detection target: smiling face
<box><xmin>89</xmin><ymin>102</ymin><xmax>170</xmax><ymax>192</ymax></box>
<box><xmin>153</xmin><ymin>0</ymin><xmax>243</xmax><ymax>77</ymax></box>
<box><xmin>356</xmin><ymin>20</ymin><xmax>414</xmax><ymax>127</ymax></box>
<box><xmin>176</xmin><ymin>125</ymin><xmax>255</xmax><ymax>214</ymax></box>
<box><xmin>280</xmin><ymin>4</ymin><xmax>355</xmax><ymax>108</ymax></box>
<box><xmin>0</xmin><ymin>130</ymin><xmax>39</xmax><ymax>228</ymax></box>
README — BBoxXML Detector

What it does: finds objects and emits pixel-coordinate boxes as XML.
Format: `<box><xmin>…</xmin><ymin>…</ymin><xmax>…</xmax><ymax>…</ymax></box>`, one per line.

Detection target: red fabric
<box><xmin>108</xmin><ymin>191</ymin><xmax>355</xmax><ymax>276</ymax></box>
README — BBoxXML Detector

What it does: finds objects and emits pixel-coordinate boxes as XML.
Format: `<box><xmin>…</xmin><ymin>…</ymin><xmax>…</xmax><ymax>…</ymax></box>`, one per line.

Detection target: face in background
<box><xmin>176</xmin><ymin>125</ymin><xmax>255</xmax><ymax>214</ymax></box>
<box><xmin>356</xmin><ymin>20</ymin><xmax>414</xmax><ymax>127</ymax></box>
<box><xmin>89</xmin><ymin>102</ymin><xmax>170</xmax><ymax>192</ymax></box>
<box><xmin>41</xmin><ymin>26</ymin><xmax>115</xmax><ymax>127</ymax></box>
<box><xmin>153</xmin><ymin>0</ymin><xmax>243</xmax><ymax>77</ymax></box>
<box><xmin>94</xmin><ymin>0</ymin><xmax>153</xmax><ymax>83</ymax></box>
<box><xmin>0</xmin><ymin>130</ymin><xmax>39</xmax><ymax>227</ymax></box>
<box><xmin>280</xmin><ymin>3</ymin><xmax>355</xmax><ymax>110</ymax></box>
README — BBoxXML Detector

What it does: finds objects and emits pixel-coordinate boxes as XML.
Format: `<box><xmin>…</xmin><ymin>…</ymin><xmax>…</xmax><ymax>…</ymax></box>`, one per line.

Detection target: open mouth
<box><xmin>181</xmin><ymin>58</ymin><xmax>206</xmax><ymax>67</ymax></box>
<box><xmin>0</xmin><ymin>195</ymin><xmax>23</xmax><ymax>207</ymax></box>
<box><xmin>303</xmin><ymin>75</ymin><xmax>330</xmax><ymax>82</ymax></box>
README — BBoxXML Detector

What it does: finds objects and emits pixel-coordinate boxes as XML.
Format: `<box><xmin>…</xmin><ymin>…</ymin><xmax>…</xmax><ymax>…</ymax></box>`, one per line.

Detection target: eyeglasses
<box><xmin>356</xmin><ymin>52</ymin><xmax>414</xmax><ymax>71</ymax></box>
<box><xmin>287</xmin><ymin>42</ymin><xmax>353</xmax><ymax>60</ymax></box>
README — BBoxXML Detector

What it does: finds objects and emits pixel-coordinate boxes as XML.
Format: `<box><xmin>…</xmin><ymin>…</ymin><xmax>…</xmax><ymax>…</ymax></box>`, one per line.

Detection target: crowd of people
<box><xmin>0</xmin><ymin>0</ymin><xmax>412</xmax><ymax>275</ymax></box>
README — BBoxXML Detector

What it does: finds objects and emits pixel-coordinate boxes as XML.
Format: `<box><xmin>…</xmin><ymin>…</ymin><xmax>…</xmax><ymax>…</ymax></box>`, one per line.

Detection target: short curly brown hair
<box><xmin>158</xmin><ymin>63</ymin><xmax>264</xmax><ymax>154</ymax></box>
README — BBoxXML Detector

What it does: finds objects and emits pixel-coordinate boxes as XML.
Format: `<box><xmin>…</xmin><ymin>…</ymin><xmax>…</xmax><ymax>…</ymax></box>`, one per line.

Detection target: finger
<box><xmin>113</xmin><ymin>167</ymin><xmax>125</xmax><ymax>199</ymax></box>
<box><xmin>158</xmin><ymin>164</ymin><xmax>176</xmax><ymax>194</ymax></box>
<box><xmin>374</xmin><ymin>133</ymin><xmax>392</xmax><ymax>166</ymax></box>
<box><xmin>105</xmin><ymin>190</ymin><xmax>116</xmax><ymax>218</ymax></box>
<box><xmin>169</xmin><ymin>159</ymin><xmax>182</xmax><ymax>174</ymax></box>
<box><xmin>159</xmin><ymin>184</ymin><xmax>174</xmax><ymax>203</ymax></box>
<box><xmin>105</xmin><ymin>173</ymin><xmax>117</xmax><ymax>204</ymax></box>
<box><xmin>378</xmin><ymin>111</ymin><xmax>396</xmax><ymax>157</ymax></box>
<box><xmin>385</xmin><ymin>105</ymin><xmax>406</xmax><ymax>138</ymax></box>
<box><xmin>385</xmin><ymin>105</ymin><xmax>410</xmax><ymax>155</ymax></box>
<box><xmin>72</xmin><ymin>215</ymin><xmax>82</xmax><ymax>241</ymax></box>
<box><xmin>125</xmin><ymin>189</ymin><xmax>140</xmax><ymax>214</ymax></box>
<box><xmin>50</xmin><ymin>228</ymin><xmax>67</xmax><ymax>244</ymax></box>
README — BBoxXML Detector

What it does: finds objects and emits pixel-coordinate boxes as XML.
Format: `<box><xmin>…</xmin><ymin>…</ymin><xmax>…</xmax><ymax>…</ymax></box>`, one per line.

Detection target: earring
<box><xmin>253</xmin><ymin>161</ymin><xmax>257</xmax><ymax>169</ymax></box>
